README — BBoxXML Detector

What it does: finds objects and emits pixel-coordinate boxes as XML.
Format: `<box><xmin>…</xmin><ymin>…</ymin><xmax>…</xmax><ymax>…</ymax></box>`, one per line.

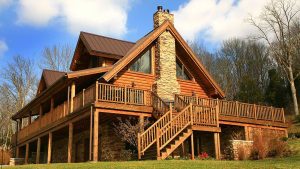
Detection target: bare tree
<box><xmin>113</xmin><ymin>117</ymin><xmax>149</xmax><ymax>152</ymax></box>
<box><xmin>0</xmin><ymin>55</ymin><xmax>37</xmax><ymax>148</ymax></box>
<box><xmin>39</xmin><ymin>44</ymin><xmax>73</xmax><ymax>72</ymax></box>
<box><xmin>249</xmin><ymin>0</ymin><xmax>300</xmax><ymax>115</ymax></box>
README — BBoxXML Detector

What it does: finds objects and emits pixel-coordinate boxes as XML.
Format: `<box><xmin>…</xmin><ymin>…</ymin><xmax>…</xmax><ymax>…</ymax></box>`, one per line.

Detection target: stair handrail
<box><xmin>138</xmin><ymin>109</ymin><xmax>172</xmax><ymax>158</ymax></box>
<box><xmin>174</xmin><ymin>94</ymin><xmax>189</xmax><ymax>111</ymax></box>
<box><xmin>157</xmin><ymin>104</ymin><xmax>193</xmax><ymax>151</ymax></box>
<box><xmin>151</xmin><ymin>91</ymin><xmax>170</xmax><ymax>116</ymax></box>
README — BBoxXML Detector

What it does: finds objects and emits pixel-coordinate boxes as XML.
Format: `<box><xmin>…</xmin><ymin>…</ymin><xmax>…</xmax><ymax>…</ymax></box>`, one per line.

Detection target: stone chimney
<box><xmin>153</xmin><ymin>6</ymin><xmax>180</xmax><ymax>102</ymax></box>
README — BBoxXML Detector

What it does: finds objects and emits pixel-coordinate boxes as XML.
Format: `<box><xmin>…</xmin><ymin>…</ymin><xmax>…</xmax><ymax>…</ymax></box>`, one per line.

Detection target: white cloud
<box><xmin>0</xmin><ymin>0</ymin><xmax>12</xmax><ymax>9</ymax></box>
<box><xmin>172</xmin><ymin>0</ymin><xmax>294</xmax><ymax>42</ymax></box>
<box><xmin>0</xmin><ymin>40</ymin><xmax>8</xmax><ymax>57</ymax></box>
<box><xmin>16</xmin><ymin>0</ymin><xmax>131</xmax><ymax>38</ymax></box>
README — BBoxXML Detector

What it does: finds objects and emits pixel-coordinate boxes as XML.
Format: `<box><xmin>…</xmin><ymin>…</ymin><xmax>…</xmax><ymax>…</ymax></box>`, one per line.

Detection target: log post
<box><xmin>139</xmin><ymin>115</ymin><xmax>144</xmax><ymax>133</ymax></box>
<box><xmin>156</xmin><ymin>128</ymin><xmax>161</xmax><ymax>159</ymax></box>
<box><xmin>137</xmin><ymin>133</ymin><xmax>141</xmax><ymax>160</ymax></box>
<box><xmin>47</xmin><ymin>132</ymin><xmax>52</xmax><ymax>164</ymax></box>
<box><xmin>36</xmin><ymin>137</ymin><xmax>41</xmax><ymax>164</ymax></box>
<box><xmin>68</xmin><ymin>123</ymin><xmax>73</xmax><ymax>163</ymax></box>
<box><xmin>191</xmin><ymin>132</ymin><xmax>194</xmax><ymax>160</ymax></box>
<box><xmin>25</xmin><ymin>143</ymin><xmax>29</xmax><ymax>164</ymax></box>
<box><xmin>70</xmin><ymin>81</ymin><xmax>76</xmax><ymax>113</ymax></box>
<box><xmin>93</xmin><ymin>110</ymin><xmax>99</xmax><ymax>161</ymax></box>
<box><xmin>28</xmin><ymin>112</ymin><xmax>31</xmax><ymax>125</ymax></box>
<box><xmin>95</xmin><ymin>81</ymin><xmax>99</xmax><ymax>101</ymax></box>
<box><xmin>89</xmin><ymin>106</ymin><xmax>93</xmax><ymax>161</ymax></box>
<box><xmin>244</xmin><ymin>126</ymin><xmax>249</xmax><ymax>141</ymax></box>
<box><xmin>214</xmin><ymin>133</ymin><xmax>220</xmax><ymax>160</ymax></box>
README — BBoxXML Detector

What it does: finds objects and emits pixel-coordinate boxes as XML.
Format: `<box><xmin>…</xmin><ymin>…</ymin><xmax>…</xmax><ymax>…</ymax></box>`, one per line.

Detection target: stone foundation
<box><xmin>230</xmin><ymin>140</ymin><xmax>253</xmax><ymax>160</ymax></box>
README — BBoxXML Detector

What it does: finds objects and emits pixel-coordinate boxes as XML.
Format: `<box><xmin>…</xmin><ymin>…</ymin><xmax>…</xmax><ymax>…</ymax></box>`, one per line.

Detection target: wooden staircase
<box><xmin>138</xmin><ymin>94</ymin><xmax>220</xmax><ymax>160</ymax></box>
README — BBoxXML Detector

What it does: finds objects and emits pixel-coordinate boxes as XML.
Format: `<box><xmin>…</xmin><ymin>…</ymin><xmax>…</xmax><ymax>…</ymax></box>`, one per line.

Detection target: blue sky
<box><xmin>0</xmin><ymin>0</ymin><xmax>279</xmax><ymax>71</ymax></box>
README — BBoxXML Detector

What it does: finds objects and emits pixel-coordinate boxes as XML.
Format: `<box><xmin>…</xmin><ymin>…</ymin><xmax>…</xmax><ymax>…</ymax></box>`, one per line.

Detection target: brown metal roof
<box><xmin>43</xmin><ymin>69</ymin><xmax>66</xmax><ymax>87</ymax></box>
<box><xmin>80</xmin><ymin>31</ymin><xmax>135</xmax><ymax>57</ymax></box>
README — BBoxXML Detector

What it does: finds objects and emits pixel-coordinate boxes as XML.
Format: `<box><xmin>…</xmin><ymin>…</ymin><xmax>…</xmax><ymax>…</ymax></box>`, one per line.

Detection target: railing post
<box><xmin>82</xmin><ymin>89</ymin><xmax>85</xmax><ymax>107</ymax></box>
<box><xmin>124</xmin><ymin>85</ymin><xmax>127</xmax><ymax>104</ymax></box>
<box><xmin>95</xmin><ymin>81</ymin><xmax>98</xmax><ymax>101</ymax></box>
<box><xmin>138</xmin><ymin>133</ymin><xmax>141</xmax><ymax>160</ymax></box>
<box><xmin>235</xmin><ymin>101</ymin><xmax>239</xmax><ymax>117</ymax></box>
<box><xmin>156</xmin><ymin>127</ymin><xmax>161</xmax><ymax>159</ymax></box>
<box><xmin>190</xmin><ymin>103</ymin><xmax>193</xmax><ymax>125</ymax></box>
<box><xmin>282</xmin><ymin>108</ymin><xmax>285</xmax><ymax>123</ymax></box>
<box><xmin>254</xmin><ymin>104</ymin><xmax>257</xmax><ymax>120</ymax></box>
<box><xmin>271</xmin><ymin>106</ymin><xmax>274</xmax><ymax>122</ymax></box>
<box><xmin>216</xmin><ymin>99</ymin><xmax>220</xmax><ymax>127</ymax></box>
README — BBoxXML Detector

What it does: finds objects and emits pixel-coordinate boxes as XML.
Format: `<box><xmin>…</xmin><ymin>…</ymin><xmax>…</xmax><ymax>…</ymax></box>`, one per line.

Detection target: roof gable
<box><xmin>37</xmin><ymin>69</ymin><xmax>65</xmax><ymax>95</ymax></box>
<box><xmin>101</xmin><ymin>21</ymin><xmax>225</xmax><ymax>98</ymax></box>
<box><xmin>70</xmin><ymin>32</ymin><xmax>135</xmax><ymax>71</ymax></box>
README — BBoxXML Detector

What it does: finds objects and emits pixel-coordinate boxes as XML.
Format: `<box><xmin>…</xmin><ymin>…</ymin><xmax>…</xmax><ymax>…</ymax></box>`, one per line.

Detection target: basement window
<box><xmin>129</xmin><ymin>49</ymin><xmax>151</xmax><ymax>74</ymax></box>
<box><xmin>176</xmin><ymin>59</ymin><xmax>191</xmax><ymax>80</ymax></box>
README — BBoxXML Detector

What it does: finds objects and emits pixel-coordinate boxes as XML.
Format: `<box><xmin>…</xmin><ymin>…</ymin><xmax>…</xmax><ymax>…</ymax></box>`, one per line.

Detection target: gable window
<box><xmin>129</xmin><ymin>49</ymin><xmax>151</xmax><ymax>74</ymax></box>
<box><xmin>176</xmin><ymin>59</ymin><xmax>191</xmax><ymax>80</ymax></box>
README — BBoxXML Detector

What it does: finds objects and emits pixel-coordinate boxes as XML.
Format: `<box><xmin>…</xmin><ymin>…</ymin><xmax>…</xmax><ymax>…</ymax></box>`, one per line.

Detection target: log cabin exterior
<box><xmin>11</xmin><ymin>6</ymin><xmax>287</xmax><ymax>164</ymax></box>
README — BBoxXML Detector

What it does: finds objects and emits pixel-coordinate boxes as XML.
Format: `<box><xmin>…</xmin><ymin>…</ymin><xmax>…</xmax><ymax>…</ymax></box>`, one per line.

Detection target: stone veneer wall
<box><xmin>230</xmin><ymin>140</ymin><xmax>253</xmax><ymax>160</ymax></box>
<box><xmin>153</xmin><ymin>10</ymin><xmax>180</xmax><ymax>101</ymax></box>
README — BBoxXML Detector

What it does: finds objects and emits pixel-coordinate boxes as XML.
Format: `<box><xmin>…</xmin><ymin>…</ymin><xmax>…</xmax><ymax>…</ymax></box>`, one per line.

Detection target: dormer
<box><xmin>70</xmin><ymin>32</ymin><xmax>135</xmax><ymax>71</ymax></box>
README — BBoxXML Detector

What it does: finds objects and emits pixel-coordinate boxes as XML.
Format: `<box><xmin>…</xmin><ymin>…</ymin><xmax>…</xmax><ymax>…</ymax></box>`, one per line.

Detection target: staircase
<box><xmin>138</xmin><ymin>94</ymin><xmax>220</xmax><ymax>160</ymax></box>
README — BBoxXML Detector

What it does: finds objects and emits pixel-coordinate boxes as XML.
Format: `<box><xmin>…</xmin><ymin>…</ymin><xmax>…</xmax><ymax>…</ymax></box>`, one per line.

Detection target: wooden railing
<box><xmin>192</xmin><ymin>105</ymin><xmax>218</xmax><ymax>127</ymax></box>
<box><xmin>175</xmin><ymin>95</ymin><xmax>218</xmax><ymax>127</ymax></box>
<box><xmin>18</xmin><ymin>101</ymin><xmax>69</xmax><ymax>141</ymax></box>
<box><xmin>174</xmin><ymin>94</ymin><xmax>189</xmax><ymax>111</ymax></box>
<box><xmin>138</xmin><ymin>110</ymin><xmax>172</xmax><ymax>158</ymax></box>
<box><xmin>97</xmin><ymin>83</ymin><xmax>151</xmax><ymax>106</ymax></box>
<box><xmin>157</xmin><ymin>105</ymin><xmax>192</xmax><ymax>151</ymax></box>
<box><xmin>178</xmin><ymin>94</ymin><xmax>285</xmax><ymax>123</ymax></box>
<box><xmin>73</xmin><ymin>84</ymin><xmax>96</xmax><ymax>112</ymax></box>
<box><xmin>151</xmin><ymin>92</ymin><xmax>169</xmax><ymax>116</ymax></box>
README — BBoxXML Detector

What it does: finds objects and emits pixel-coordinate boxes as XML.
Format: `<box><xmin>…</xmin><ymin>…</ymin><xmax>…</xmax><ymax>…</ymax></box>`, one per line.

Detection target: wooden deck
<box><xmin>178</xmin><ymin>94</ymin><xmax>286</xmax><ymax>127</ymax></box>
<box><xmin>15</xmin><ymin>82</ymin><xmax>158</xmax><ymax>144</ymax></box>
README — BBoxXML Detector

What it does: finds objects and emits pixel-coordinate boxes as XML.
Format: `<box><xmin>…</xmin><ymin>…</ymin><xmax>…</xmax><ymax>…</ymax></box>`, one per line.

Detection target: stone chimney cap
<box><xmin>157</xmin><ymin>6</ymin><xmax>163</xmax><ymax>11</ymax></box>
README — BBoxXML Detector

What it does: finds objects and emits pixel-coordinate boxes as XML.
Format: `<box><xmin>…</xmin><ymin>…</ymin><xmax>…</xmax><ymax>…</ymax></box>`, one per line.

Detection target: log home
<box><xmin>11</xmin><ymin>6</ymin><xmax>287</xmax><ymax>164</ymax></box>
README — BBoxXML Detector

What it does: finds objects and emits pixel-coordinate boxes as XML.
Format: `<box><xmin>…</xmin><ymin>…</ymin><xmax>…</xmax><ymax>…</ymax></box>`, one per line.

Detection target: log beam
<box><xmin>70</xmin><ymin>82</ymin><xmax>76</xmax><ymax>113</ymax></box>
<box><xmin>214</xmin><ymin>133</ymin><xmax>221</xmax><ymax>160</ymax></box>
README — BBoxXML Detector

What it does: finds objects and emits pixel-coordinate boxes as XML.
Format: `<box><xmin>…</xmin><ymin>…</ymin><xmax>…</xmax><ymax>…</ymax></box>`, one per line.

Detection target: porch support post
<box><xmin>214</xmin><ymin>132</ymin><xmax>221</xmax><ymax>160</ymax></box>
<box><xmin>89</xmin><ymin>106</ymin><xmax>93</xmax><ymax>161</ymax></box>
<box><xmin>36</xmin><ymin>137</ymin><xmax>41</xmax><ymax>164</ymax></box>
<box><xmin>19</xmin><ymin>119</ymin><xmax>22</xmax><ymax>131</ymax></box>
<box><xmin>68</xmin><ymin>123</ymin><xmax>73</xmax><ymax>163</ymax></box>
<box><xmin>47</xmin><ymin>132</ymin><xmax>52</xmax><ymax>164</ymax></box>
<box><xmin>25</xmin><ymin>143</ymin><xmax>29</xmax><ymax>164</ymax></box>
<box><xmin>93</xmin><ymin>110</ymin><xmax>99</xmax><ymax>161</ymax></box>
<box><xmin>244</xmin><ymin>126</ymin><xmax>249</xmax><ymax>141</ymax></box>
<box><xmin>28</xmin><ymin>112</ymin><xmax>31</xmax><ymax>125</ymax></box>
<box><xmin>16</xmin><ymin>146</ymin><xmax>19</xmax><ymax>158</ymax></box>
<box><xmin>191</xmin><ymin>132</ymin><xmax>195</xmax><ymax>160</ymax></box>
<box><xmin>70</xmin><ymin>81</ymin><xmax>76</xmax><ymax>113</ymax></box>
<box><xmin>139</xmin><ymin>115</ymin><xmax>144</xmax><ymax>132</ymax></box>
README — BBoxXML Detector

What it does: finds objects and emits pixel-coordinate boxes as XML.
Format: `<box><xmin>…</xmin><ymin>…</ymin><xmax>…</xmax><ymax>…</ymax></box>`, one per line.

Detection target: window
<box><xmin>176</xmin><ymin>60</ymin><xmax>191</xmax><ymax>80</ymax></box>
<box><xmin>130</xmin><ymin>49</ymin><xmax>151</xmax><ymax>74</ymax></box>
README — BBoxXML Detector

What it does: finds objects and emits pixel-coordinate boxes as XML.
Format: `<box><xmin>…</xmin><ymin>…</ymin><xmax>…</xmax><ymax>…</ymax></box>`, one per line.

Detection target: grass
<box><xmin>5</xmin><ymin>138</ymin><xmax>300</xmax><ymax>169</ymax></box>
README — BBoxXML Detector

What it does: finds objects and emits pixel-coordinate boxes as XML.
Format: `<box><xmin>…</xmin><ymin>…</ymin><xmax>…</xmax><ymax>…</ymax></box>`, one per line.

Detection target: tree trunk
<box><xmin>289</xmin><ymin>69</ymin><xmax>299</xmax><ymax>116</ymax></box>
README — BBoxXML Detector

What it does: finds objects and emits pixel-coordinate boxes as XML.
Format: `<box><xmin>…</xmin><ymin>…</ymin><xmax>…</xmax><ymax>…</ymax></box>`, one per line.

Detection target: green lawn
<box><xmin>6</xmin><ymin>139</ymin><xmax>300</xmax><ymax>169</ymax></box>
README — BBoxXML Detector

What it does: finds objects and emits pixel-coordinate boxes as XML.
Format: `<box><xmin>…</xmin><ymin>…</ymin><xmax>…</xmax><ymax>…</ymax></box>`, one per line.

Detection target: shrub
<box><xmin>119</xmin><ymin>149</ymin><xmax>133</xmax><ymax>161</ymax></box>
<box><xmin>268</xmin><ymin>138</ymin><xmax>292</xmax><ymax>157</ymax></box>
<box><xmin>250</xmin><ymin>132</ymin><xmax>269</xmax><ymax>160</ymax></box>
